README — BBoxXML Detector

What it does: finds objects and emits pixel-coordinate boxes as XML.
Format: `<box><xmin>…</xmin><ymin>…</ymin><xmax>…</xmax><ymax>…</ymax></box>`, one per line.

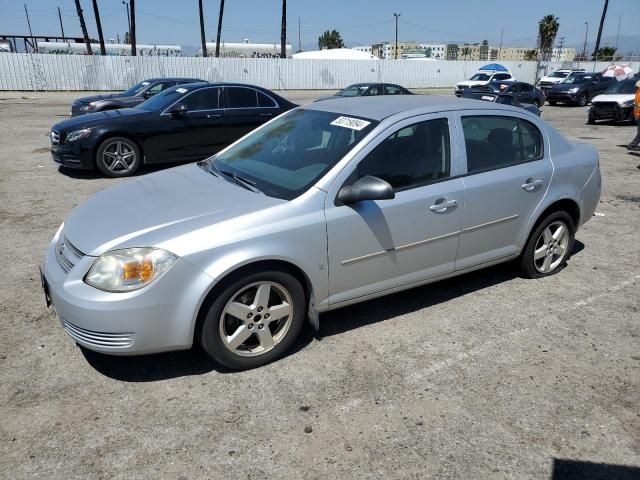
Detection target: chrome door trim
<box><xmin>462</xmin><ymin>214</ymin><xmax>519</xmax><ymax>233</ymax></box>
<box><xmin>341</xmin><ymin>230</ymin><xmax>460</xmax><ymax>266</ymax></box>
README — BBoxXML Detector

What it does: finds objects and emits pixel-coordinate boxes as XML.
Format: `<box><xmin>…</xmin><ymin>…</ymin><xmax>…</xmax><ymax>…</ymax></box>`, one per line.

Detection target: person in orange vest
<box><xmin>628</xmin><ymin>79</ymin><xmax>640</xmax><ymax>150</ymax></box>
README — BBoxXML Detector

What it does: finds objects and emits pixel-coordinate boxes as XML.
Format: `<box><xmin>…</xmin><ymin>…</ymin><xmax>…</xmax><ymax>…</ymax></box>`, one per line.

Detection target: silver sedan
<box><xmin>42</xmin><ymin>96</ymin><xmax>602</xmax><ymax>370</ymax></box>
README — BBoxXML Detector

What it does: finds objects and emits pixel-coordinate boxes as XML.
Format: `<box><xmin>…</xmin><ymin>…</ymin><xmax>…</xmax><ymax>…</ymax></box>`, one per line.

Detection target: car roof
<box><xmin>303</xmin><ymin>95</ymin><xmax>519</xmax><ymax>121</ymax></box>
<box><xmin>145</xmin><ymin>77</ymin><xmax>204</xmax><ymax>83</ymax></box>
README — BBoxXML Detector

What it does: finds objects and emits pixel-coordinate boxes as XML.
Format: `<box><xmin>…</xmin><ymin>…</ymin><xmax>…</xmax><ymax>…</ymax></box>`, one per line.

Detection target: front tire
<box><xmin>587</xmin><ymin>115</ymin><xmax>596</xmax><ymax>125</ymax></box>
<box><xmin>578</xmin><ymin>93</ymin><xmax>589</xmax><ymax>107</ymax></box>
<box><xmin>200</xmin><ymin>270</ymin><xmax>306</xmax><ymax>370</ymax></box>
<box><xmin>95</xmin><ymin>136</ymin><xmax>142</xmax><ymax>177</ymax></box>
<box><xmin>548</xmin><ymin>100</ymin><xmax>557</xmax><ymax>106</ymax></box>
<box><xmin>519</xmin><ymin>211</ymin><xmax>575</xmax><ymax>279</ymax></box>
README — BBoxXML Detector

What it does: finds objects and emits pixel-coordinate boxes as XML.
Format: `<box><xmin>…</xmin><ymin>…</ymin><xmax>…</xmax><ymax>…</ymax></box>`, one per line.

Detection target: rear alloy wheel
<box><xmin>520</xmin><ymin>211</ymin><xmax>575</xmax><ymax>279</ymax></box>
<box><xmin>200</xmin><ymin>271</ymin><xmax>306</xmax><ymax>370</ymax></box>
<box><xmin>95</xmin><ymin>137</ymin><xmax>141</xmax><ymax>177</ymax></box>
<box><xmin>578</xmin><ymin>93</ymin><xmax>589</xmax><ymax>107</ymax></box>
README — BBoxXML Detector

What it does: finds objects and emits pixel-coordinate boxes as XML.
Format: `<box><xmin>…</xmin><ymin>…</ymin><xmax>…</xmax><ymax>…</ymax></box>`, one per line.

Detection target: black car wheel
<box><xmin>95</xmin><ymin>137</ymin><xmax>142</xmax><ymax>178</ymax></box>
<box><xmin>578</xmin><ymin>93</ymin><xmax>589</xmax><ymax>107</ymax></box>
<box><xmin>520</xmin><ymin>211</ymin><xmax>575</xmax><ymax>279</ymax></box>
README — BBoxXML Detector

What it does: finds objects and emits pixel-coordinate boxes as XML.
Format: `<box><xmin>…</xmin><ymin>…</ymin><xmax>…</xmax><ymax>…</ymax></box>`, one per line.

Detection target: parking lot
<box><xmin>0</xmin><ymin>90</ymin><xmax>638</xmax><ymax>479</ymax></box>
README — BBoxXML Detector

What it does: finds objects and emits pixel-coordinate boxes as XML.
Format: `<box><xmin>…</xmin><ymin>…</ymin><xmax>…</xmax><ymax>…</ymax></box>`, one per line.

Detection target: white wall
<box><xmin>1</xmin><ymin>53</ymin><xmax>637</xmax><ymax>91</ymax></box>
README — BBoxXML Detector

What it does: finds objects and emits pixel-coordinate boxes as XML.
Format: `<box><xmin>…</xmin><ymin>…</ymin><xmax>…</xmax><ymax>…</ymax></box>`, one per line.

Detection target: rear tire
<box><xmin>95</xmin><ymin>136</ymin><xmax>142</xmax><ymax>178</ymax></box>
<box><xmin>519</xmin><ymin>211</ymin><xmax>575</xmax><ymax>279</ymax></box>
<box><xmin>199</xmin><ymin>270</ymin><xmax>306</xmax><ymax>371</ymax></box>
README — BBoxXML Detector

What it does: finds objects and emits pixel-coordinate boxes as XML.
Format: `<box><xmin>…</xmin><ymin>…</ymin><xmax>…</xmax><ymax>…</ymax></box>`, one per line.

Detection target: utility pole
<box><xmin>122</xmin><ymin>1</ymin><xmax>130</xmax><ymax>43</ymax></box>
<box><xmin>393</xmin><ymin>13</ymin><xmax>401</xmax><ymax>60</ymax></box>
<box><xmin>92</xmin><ymin>0</ymin><xmax>106</xmax><ymax>55</ymax></box>
<box><xmin>198</xmin><ymin>0</ymin><xmax>207</xmax><ymax>57</ymax></box>
<box><xmin>614</xmin><ymin>14</ymin><xmax>622</xmax><ymax>50</ymax></box>
<box><xmin>129</xmin><ymin>0</ymin><xmax>136</xmax><ymax>56</ymax></box>
<box><xmin>581</xmin><ymin>21</ymin><xmax>589</xmax><ymax>60</ymax></box>
<box><xmin>280</xmin><ymin>0</ymin><xmax>287</xmax><ymax>58</ymax></box>
<box><xmin>57</xmin><ymin>6</ymin><xmax>66</xmax><ymax>41</ymax></box>
<box><xmin>498</xmin><ymin>27</ymin><xmax>503</xmax><ymax>60</ymax></box>
<box><xmin>215</xmin><ymin>0</ymin><xmax>225</xmax><ymax>57</ymax></box>
<box><xmin>592</xmin><ymin>0</ymin><xmax>609</xmax><ymax>60</ymax></box>
<box><xmin>74</xmin><ymin>0</ymin><xmax>93</xmax><ymax>55</ymax></box>
<box><xmin>297</xmin><ymin>17</ymin><xmax>301</xmax><ymax>53</ymax></box>
<box><xmin>23</xmin><ymin>4</ymin><xmax>37</xmax><ymax>53</ymax></box>
<box><xmin>556</xmin><ymin>36</ymin><xmax>565</xmax><ymax>62</ymax></box>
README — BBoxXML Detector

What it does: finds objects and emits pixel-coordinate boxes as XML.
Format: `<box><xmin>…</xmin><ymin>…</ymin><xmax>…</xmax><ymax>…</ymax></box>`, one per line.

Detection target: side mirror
<box><xmin>337</xmin><ymin>175</ymin><xmax>395</xmax><ymax>205</ymax></box>
<box><xmin>167</xmin><ymin>103</ymin><xmax>188</xmax><ymax>117</ymax></box>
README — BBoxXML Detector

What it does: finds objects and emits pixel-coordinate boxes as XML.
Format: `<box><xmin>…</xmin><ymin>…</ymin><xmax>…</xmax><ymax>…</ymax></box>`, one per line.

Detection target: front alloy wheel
<box><xmin>520</xmin><ymin>211</ymin><xmax>575</xmax><ymax>279</ymax></box>
<box><xmin>200</xmin><ymin>270</ymin><xmax>306</xmax><ymax>370</ymax></box>
<box><xmin>95</xmin><ymin>137</ymin><xmax>141</xmax><ymax>177</ymax></box>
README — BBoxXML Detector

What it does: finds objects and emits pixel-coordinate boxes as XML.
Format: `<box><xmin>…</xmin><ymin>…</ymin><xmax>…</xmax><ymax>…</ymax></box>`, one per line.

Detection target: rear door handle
<box><xmin>522</xmin><ymin>178</ymin><xmax>543</xmax><ymax>191</ymax></box>
<box><xmin>430</xmin><ymin>199</ymin><xmax>457</xmax><ymax>213</ymax></box>
<box><xmin>207</xmin><ymin>113</ymin><xmax>221</xmax><ymax>119</ymax></box>
<box><xmin>260</xmin><ymin>113</ymin><xmax>273</xmax><ymax>117</ymax></box>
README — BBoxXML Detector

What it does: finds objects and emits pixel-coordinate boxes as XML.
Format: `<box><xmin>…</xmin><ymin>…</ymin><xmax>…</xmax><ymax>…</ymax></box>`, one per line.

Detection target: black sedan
<box><xmin>461</xmin><ymin>91</ymin><xmax>541</xmax><ymax>116</ymax></box>
<box><xmin>468</xmin><ymin>81</ymin><xmax>545</xmax><ymax>107</ymax></box>
<box><xmin>315</xmin><ymin>83</ymin><xmax>412</xmax><ymax>101</ymax></box>
<box><xmin>70</xmin><ymin>77</ymin><xmax>204</xmax><ymax>116</ymax></box>
<box><xmin>545</xmin><ymin>73</ymin><xmax>615</xmax><ymax>106</ymax></box>
<box><xmin>51</xmin><ymin>82</ymin><xmax>297</xmax><ymax>177</ymax></box>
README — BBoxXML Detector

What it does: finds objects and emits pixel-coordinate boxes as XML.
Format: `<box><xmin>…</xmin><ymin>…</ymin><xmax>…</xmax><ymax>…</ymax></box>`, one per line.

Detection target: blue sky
<box><xmin>1</xmin><ymin>0</ymin><xmax>639</xmax><ymax>52</ymax></box>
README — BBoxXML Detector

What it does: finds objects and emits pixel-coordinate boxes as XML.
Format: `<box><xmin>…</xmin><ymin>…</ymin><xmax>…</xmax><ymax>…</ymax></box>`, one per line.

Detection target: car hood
<box><xmin>73</xmin><ymin>93</ymin><xmax>125</xmax><ymax>105</ymax></box>
<box><xmin>314</xmin><ymin>95</ymin><xmax>339</xmax><ymax>102</ymax></box>
<box><xmin>538</xmin><ymin>76</ymin><xmax>563</xmax><ymax>83</ymax></box>
<box><xmin>52</xmin><ymin>108</ymin><xmax>153</xmax><ymax>132</ymax></box>
<box><xmin>457</xmin><ymin>80</ymin><xmax>487</xmax><ymax>88</ymax></box>
<box><xmin>64</xmin><ymin>164</ymin><xmax>286</xmax><ymax>256</ymax></box>
<box><xmin>591</xmin><ymin>93</ymin><xmax>635</xmax><ymax>104</ymax></box>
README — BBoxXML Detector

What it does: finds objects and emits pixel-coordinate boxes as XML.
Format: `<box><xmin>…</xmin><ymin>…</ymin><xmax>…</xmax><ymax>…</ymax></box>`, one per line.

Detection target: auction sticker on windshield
<box><xmin>176</xmin><ymin>88</ymin><xmax>188</xmax><ymax>94</ymax></box>
<box><xmin>331</xmin><ymin>116</ymin><xmax>371</xmax><ymax>131</ymax></box>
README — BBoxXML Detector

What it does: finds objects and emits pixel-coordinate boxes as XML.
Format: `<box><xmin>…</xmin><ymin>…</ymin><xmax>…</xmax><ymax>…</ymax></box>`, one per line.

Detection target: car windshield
<box><xmin>135</xmin><ymin>86</ymin><xmax>188</xmax><ymax>111</ymax></box>
<box><xmin>210</xmin><ymin>109</ymin><xmax>378</xmax><ymax>200</ymax></box>
<box><xmin>549</xmin><ymin>71</ymin><xmax>570</xmax><ymax>78</ymax></box>
<box><xmin>604</xmin><ymin>80</ymin><xmax>636</xmax><ymax>94</ymax></box>
<box><xmin>469</xmin><ymin>73</ymin><xmax>491</xmax><ymax>81</ymax></box>
<box><xmin>337</xmin><ymin>85</ymin><xmax>369</xmax><ymax>97</ymax></box>
<box><xmin>562</xmin><ymin>75</ymin><xmax>591</xmax><ymax>84</ymax></box>
<box><xmin>122</xmin><ymin>81</ymin><xmax>151</xmax><ymax>96</ymax></box>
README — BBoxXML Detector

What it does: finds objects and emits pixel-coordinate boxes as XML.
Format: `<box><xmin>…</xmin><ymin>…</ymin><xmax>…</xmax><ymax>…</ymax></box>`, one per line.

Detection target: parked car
<box><xmin>466</xmin><ymin>81</ymin><xmax>545</xmax><ymax>107</ymax></box>
<box><xmin>50</xmin><ymin>82</ymin><xmax>297</xmax><ymax>177</ymax></box>
<box><xmin>455</xmin><ymin>71</ymin><xmax>514</xmax><ymax>96</ymax></box>
<box><xmin>537</xmin><ymin>69</ymin><xmax>585</xmax><ymax>95</ymax></box>
<box><xmin>545</xmin><ymin>73</ymin><xmax>615</xmax><ymax>106</ymax></box>
<box><xmin>70</xmin><ymin>78</ymin><xmax>205</xmax><ymax>116</ymax></box>
<box><xmin>315</xmin><ymin>83</ymin><xmax>412</xmax><ymax>102</ymax></box>
<box><xmin>588</xmin><ymin>78</ymin><xmax>637</xmax><ymax>124</ymax></box>
<box><xmin>42</xmin><ymin>95</ymin><xmax>601</xmax><ymax>370</ymax></box>
<box><xmin>461</xmin><ymin>91</ymin><xmax>541</xmax><ymax>116</ymax></box>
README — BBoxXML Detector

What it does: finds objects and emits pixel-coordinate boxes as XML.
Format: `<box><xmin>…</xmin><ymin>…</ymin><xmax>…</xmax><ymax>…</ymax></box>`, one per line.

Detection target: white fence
<box><xmin>0</xmin><ymin>53</ymin><xmax>638</xmax><ymax>91</ymax></box>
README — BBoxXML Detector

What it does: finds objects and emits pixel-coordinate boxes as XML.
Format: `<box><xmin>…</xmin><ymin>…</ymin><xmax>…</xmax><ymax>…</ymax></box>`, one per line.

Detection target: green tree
<box><xmin>524</xmin><ymin>49</ymin><xmax>538</xmax><ymax>61</ymax></box>
<box><xmin>594</xmin><ymin>46</ymin><xmax>619</xmax><ymax>61</ymax></box>
<box><xmin>318</xmin><ymin>30</ymin><xmax>345</xmax><ymax>50</ymax></box>
<box><xmin>538</xmin><ymin>14</ymin><xmax>560</xmax><ymax>62</ymax></box>
<box><xmin>424</xmin><ymin>47</ymin><xmax>432</xmax><ymax>58</ymax></box>
<box><xmin>461</xmin><ymin>47</ymin><xmax>471</xmax><ymax>60</ymax></box>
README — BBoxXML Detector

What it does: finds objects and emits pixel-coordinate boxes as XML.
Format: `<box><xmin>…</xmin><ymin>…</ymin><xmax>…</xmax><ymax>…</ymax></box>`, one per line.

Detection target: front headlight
<box><xmin>621</xmin><ymin>99</ymin><xmax>634</xmax><ymax>107</ymax></box>
<box><xmin>65</xmin><ymin>128</ymin><xmax>92</xmax><ymax>142</ymax></box>
<box><xmin>84</xmin><ymin>248</ymin><xmax>177</xmax><ymax>292</ymax></box>
<box><xmin>568</xmin><ymin>87</ymin><xmax>579</xmax><ymax>93</ymax></box>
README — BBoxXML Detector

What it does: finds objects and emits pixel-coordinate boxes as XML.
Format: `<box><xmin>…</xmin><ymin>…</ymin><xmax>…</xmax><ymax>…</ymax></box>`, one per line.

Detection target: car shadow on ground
<box><xmin>551</xmin><ymin>458</ymin><xmax>640</xmax><ymax>480</ymax></box>
<box><xmin>57</xmin><ymin>162</ymin><xmax>184</xmax><ymax>180</ymax></box>
<box><xmin>82</xmin><ymin>241</ymin><xmax>584</xmax><ymax>382</ymax></box>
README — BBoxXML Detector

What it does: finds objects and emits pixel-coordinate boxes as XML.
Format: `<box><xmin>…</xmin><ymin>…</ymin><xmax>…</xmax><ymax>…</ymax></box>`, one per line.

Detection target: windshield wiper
<box><xmin>218</xmin><ymin>169</ymin><xmax>262</xmax><ymax>194</ymax></box>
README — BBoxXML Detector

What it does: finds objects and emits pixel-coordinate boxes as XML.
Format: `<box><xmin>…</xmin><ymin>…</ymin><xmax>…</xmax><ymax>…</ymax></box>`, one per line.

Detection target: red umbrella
<box><xmin>601</xmin><ymin>64</ymin><xmax>634</xmax><ymax>80</ymax></box>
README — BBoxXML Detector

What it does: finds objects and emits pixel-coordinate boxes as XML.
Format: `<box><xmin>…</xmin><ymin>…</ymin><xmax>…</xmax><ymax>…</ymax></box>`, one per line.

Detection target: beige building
<box><xmin>498</xmin><ymin>46</ymin><xmax>576</xmax><ymax>61</ymax></box>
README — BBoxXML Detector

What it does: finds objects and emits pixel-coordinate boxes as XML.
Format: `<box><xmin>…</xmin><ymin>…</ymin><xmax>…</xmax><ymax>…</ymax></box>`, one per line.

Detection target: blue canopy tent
<box><xmin>479</xmin><ymin>63</ymin><xmax>508</xmax><ymax>71</ymax></box>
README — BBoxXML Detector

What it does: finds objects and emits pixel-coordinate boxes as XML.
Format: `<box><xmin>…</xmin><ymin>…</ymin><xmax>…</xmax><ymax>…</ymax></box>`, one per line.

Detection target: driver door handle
<box><xmin>522</xmin><ymin>178</ymin><xmax>543</xmax><ymax>191</ymax></box>
<box><xmin>430</xmin><ymin>199</ymin><xmax>457</xmax><ymax>213</ymax></box>
<box><xmin>260</xmin><ymin>113</ymin><xmax>273</xmax><ymax>117</ymax></box>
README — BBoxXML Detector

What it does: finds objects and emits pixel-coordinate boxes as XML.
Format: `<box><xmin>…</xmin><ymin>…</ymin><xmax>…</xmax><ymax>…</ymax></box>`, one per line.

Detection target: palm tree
<box><xmin>538</xmin><ymin>14</ymin><xmax>560</xmax><ymax>62</ymax></box>
<box><xmin>592</xmin><ymin>0</ymin><xmax>609</xmax><ymax>59</ymax></box>
<box><xmin>74</xmin><ymin>0</ymin><xmax>93</xmax><ymax>55</ymax></box>
<box><xmin>199</xmin><ymin>0</ymin><xmax>207</xmax><ymax>57</ymax></box>
<box><xmin>91</xmin><ymin>0</ymin><xmax>106</xmax><ymax>55</ymax></box>
<box><xmin>280</xmin><ymin>0</ymin><xmax>287</xmax><ymax>58</ymax></box>
<box><xmin>215</xmin><ymin>0</ymin><xmax>225</xmax><ymax>57</ymax></box>
<box><xmin>461</xmin><ymin>47</ymin><xmax>471</xmax><ymax>60</ymax></box>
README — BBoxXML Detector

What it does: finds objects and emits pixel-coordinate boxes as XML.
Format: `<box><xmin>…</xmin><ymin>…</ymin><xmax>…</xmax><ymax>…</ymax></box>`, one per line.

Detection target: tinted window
<box><xmin>146</xmin><ymin>81</ymin><xmax>176</xmax><ymax>96</ymax></box>
<box><xmin>462</xmin><ymin>115</ymin><xmax>543</xmax><ymax>173</ymax></box>
<box><xmin>384</xmin><ymin>85</ymin><xmax>404</xmax><ymax>95</ymax></box>
<box><xmin>365</xmin><ymin>85</ymin><xmax>382</xmax><ymax>96</ymax></box>
<box><xmin>182</xmin><ymin>87</ymin><xmax>220</xmax><ymax>110</ymax></box>
<box><xmin>496</xmin><ymin>95</ymin><xmax>515</xmax><ymax>105</ymax></box>
<box><xmin>257</xmin><ymin>91</ymin><xmax>277</xmax><ymax>108</ymax></box>
<box><xmin>519</xmin><ymin>83</ymin><xmax>532</xmax><ymax>92</ymax></box>
<box><xmin>494</xmin><ymin>73</ymin><xmax>511</xmax><ymax>81</ymax></box>
<box><xmin>351</xmin><ymin>118</ymin><xmax>451</xmax><ymax>190</ymax></box>
<box><xmin>211</xmin><ymin>109</ymin><xmax>377</xmax><ymax>200</ymax></box>
<box><xmin>227</xmin><ymin>87</ymin><xmax>258</xmax><ymax>108</ymax></box>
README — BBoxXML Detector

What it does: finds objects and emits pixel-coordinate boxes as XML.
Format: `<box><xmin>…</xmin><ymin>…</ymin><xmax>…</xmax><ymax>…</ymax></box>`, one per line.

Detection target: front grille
<box><xmin>63</xmin><ymin>320</ymin><xmax>134</xmax><ymax>348</ymax></box>
<box><xmin>55</xmin><ymin>235</ymin><xmax>85</xmax><ymax>273</ymax></box>
<box><xmin>50</xmin><ymin>130</ymin><xmax>60</xmax><ymax>146</ymax></box>
<box><xmin>593</xmin><ymin>101</ymin><xmax>618</xmax><ymax>109</ymax></box>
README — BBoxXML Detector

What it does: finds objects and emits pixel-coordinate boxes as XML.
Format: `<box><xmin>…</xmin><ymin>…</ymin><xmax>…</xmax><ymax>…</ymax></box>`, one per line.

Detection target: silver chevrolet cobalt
<box><xmin>42</xmin><ymin>96</ymin><xmax>601</xmax><ymax>370</ymax></box>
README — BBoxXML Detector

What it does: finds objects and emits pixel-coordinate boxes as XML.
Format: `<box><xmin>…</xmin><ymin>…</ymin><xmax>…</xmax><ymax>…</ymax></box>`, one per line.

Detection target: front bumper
<box><xmin>42</xmin><ymin>231</ymin><xmax>214</xmax><ymax>355</ymax></box>
<box><xmin>589</xmin><ymin>103</ymin><xmax>633</xmax><ymax>121</ymax></box>
<box><xmin>546</xmin><ymin>91</ymin><xmax>581</xmax><ymax>103</ymax></box>
<box><xmin>51</xmin><ymin>141</ymin><xmax>94</xmax><ymax>170</ymax></box>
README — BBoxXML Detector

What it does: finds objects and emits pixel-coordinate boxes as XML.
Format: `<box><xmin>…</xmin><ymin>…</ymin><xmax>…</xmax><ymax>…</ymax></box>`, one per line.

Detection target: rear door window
<box><xmin>227</xmin><ymin>87</ymin><xmax>259</xmax><ymax>108</ymax></box>
<box><xmin>384</xmin><ymin>85</ymin><xmax>404</xmax><ymax>95</ymax></box>
<box><xmin>462</xmin><ymin>115</ymin><xmax>543</xmax><ymax>173</ymax></box>
<box><xmin>257</xmin><ymin>91</ymin><xmax>277</xmax><ymax>108</ymax></box>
